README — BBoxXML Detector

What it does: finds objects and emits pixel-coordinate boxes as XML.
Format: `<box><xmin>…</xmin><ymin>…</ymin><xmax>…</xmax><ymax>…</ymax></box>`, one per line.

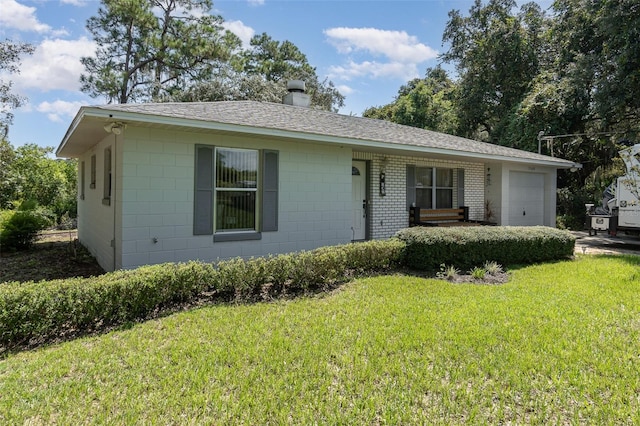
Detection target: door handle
<box><xmin>362</xmin><ymin>200</ymin><xmax>366</xmax><ymax>217</ymax></box>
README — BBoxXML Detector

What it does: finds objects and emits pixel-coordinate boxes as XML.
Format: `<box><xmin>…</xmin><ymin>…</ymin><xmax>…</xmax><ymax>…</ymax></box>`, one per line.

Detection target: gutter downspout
<box><xmin>113</xmin><ymin>132</ymin><xmax>117</xmax><ymax>272</ymax></box>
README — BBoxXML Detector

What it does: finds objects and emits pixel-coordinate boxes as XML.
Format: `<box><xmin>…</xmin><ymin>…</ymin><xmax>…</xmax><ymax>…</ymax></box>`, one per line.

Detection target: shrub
<box><xmin>469</xmin><ymin>266</ymin><xmax>486</xmax><ymax>280</ymax></box>
<box><xmin>0</xmin><ymin>201</ymin><xmax>54</xmax><ymax>251</ymax></box>
<box><xmin>395</xmin><ymin>226</ymin><xmax>575</xmax><ymax>272</ymax></box>
<box><xmin>0</xmin><ymin>239</ymin><xmax>406</xmax><ymax>349</ymax></box>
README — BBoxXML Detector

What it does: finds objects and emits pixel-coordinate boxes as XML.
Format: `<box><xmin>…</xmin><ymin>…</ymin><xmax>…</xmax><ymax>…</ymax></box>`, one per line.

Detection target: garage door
<box><xmin>509</xmin><ymin>172</ymin><xmax>544</xmax><ymax>226</ymax></box>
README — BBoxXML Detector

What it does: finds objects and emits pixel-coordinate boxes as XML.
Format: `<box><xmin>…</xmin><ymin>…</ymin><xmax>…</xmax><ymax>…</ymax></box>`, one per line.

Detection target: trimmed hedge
<box><xmin>395</xmin><ymin>225</ymin><xmax>575</xmax><ymax>272</ymax></box>
<box><xmin>0</xmin><ymin>239</ymin><xmax>405</xmax><ymax>349</ymax></box>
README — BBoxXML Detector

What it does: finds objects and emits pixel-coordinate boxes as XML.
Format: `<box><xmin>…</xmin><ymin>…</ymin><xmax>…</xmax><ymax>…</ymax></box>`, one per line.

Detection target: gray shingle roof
<box><xmin>83</xmin><ymin>101</ymin><xmax>575</xmax><ymax>166</ymax></box>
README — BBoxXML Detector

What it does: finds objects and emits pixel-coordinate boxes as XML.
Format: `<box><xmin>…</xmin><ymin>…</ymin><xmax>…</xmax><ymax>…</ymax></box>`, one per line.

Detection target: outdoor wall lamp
<box><xmin>104</xmin><ymin>122</ymin><xmax>126</xmax><ymax>135</ymax></box>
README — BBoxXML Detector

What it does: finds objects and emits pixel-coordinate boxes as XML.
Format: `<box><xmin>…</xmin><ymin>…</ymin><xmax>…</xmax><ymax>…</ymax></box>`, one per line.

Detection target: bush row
<box><xmin>395</xmin><ymin>225</ymin><xmax>575</xmax><ymax>272</ymax></box>
<box><xmin>0</xmin><ymin>239</ymin><xmax>406</xmax><ymax>349</ymax></box>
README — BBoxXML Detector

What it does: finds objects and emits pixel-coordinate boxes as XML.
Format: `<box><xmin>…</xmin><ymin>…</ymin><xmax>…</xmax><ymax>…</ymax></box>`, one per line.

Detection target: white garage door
<box><xmin>509</xmin><ymin>172</ymin><xmax>545</xmax><ymax>226</ymax></box>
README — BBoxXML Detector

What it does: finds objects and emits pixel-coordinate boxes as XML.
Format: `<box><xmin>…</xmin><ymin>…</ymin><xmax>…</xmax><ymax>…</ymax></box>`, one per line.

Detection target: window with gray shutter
<box><xmin>194</xmin><ymin>145</ymin><xmax>278</xmax><ymax>239</ymax></box>
<box><xmin>457</xmin><ymin>169</ymin><xmax>465</xmax><ymax>207</ymax></box>
<box><xmin>262</xmin><ymin>150</ymin><xmax>279</xmax><ymax>231</ymax></box>
<box><xmin>194</xmin><ymin>145</ymin><xmax>214</xmax><ymax>235</ymax></box>
<box><xmin>406</xmin><ymin>165</ymin><xmax>415</xmax><ymax>210</ymax></box>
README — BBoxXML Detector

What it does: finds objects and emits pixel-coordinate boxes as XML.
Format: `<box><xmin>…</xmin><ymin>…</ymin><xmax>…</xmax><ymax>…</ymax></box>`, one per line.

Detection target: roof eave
<box><xmin>60</xmin><ymin>107</ymin><xmax>581</xmax><ymax>168</ymax></box>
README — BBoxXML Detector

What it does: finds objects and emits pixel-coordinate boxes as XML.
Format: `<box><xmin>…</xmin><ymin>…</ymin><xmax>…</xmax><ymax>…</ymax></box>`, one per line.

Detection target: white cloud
<box><xmin>336</xmin><ymin>84</ymin><xmax>354</xmax><ymax>96</ymax></box>
<box><xmin>248</xmin><ymin>0</ymin><xmax>265</xmax><ymax>6</ymax></box>
<box><xmin>13</xmin><ymin>37</ymin><xmax>96</xmax><ymax>92</ymax></box>
<box><xmin>0</xmin><ymin>0</ymin><xmax>52</xmax><ymax>33</ymax></box>
<box><xmin>324</xmin><ymin>27</ymin><xmax>438</xmax><ymax>81</ymax></box>
<box><xmin>329</xmin><ymin>60</ymin><xmax>420</xmax><ymax>82</ymax></box>
<box><xmin>60</xmin><ymin>0</ymin><xmax>87</xmax><ymax>5</ymax></box>
<box><xmin>36</xmin><ymin>100</ymin><xmax>84</xmax><ymax>122</ymax></box>
<box><xmin>222</xmin><ymin>20</ymin><xmax>255</xmax><ymax>48</ymax></box>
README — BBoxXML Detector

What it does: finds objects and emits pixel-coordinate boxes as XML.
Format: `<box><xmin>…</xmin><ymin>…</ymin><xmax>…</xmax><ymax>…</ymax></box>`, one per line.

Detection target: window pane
<box><xmin>416</xmin><ymin>188</ymin><xmax>432</xmax><ymax>208</ymax></box>
<box><xmin>436</xmin><ymin>189</ymin><xmax>453</xmax><ymax>208</ymax></box>
<box><xmin>416</xmin><ymin>167</ymin><xmax>432</xmax><ymax>188</ymax></box>
<box><xmin>216</xmin><ymin>148</ymin><xmax>258</xmax><ymax>189</ymax></box>
<box><xmin>216</xmin><ymin>191</ymin><xmax>256</xmax><ymax>231</ymax></box>
<box><xmin>436</xmin><ymin>168</ymin><xmax>453</xmax><ymax>187</ymax></box>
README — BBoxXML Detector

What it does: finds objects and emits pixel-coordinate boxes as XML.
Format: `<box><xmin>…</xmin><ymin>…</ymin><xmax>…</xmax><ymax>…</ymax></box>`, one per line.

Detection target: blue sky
<box><xmin>1</xmin><ymin>0</ymin><xmax>521</xmax><ymax>151</ymax></box>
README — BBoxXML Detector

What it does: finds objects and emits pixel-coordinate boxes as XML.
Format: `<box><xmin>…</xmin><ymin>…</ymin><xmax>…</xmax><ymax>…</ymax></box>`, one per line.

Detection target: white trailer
<box><xmin>587</xmin><ymin>143</ymin><xmax>640</xmax><ymax>236</ymax></box>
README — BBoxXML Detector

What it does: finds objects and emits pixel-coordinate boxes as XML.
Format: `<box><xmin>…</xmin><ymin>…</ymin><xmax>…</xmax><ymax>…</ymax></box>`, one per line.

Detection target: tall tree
<box><xmin>0</xmin><ymin>40</ymin><xmax>34</xmax><ymax>138</ymax></box>
<box><xmin>0</xmin><ymin>142</ymin><xmax>77</xmax><ymax>215</ymax></box>
<box><xmin>363</xmin><ymin>67</ymin><xmax>459</xmax><ymax>134</ymax></box>
<box><xmin>167</xmin><ymin>33</ymin><xmax>344</xmax><ymax>111</ymax></box>
<box><xmin>80</xmin><ymin>0</ymin><xmax>241</xmax><ymax>103</ymax></box>
<box><xmin>441</xmin><ymin>0</ymin><xmax>546</xmax><ymax>144</ymax></box>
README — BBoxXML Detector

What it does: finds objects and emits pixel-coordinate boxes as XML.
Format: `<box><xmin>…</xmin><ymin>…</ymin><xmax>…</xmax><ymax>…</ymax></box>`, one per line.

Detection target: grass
<box><xmin>1</xmin><ymin>255</ymin><xmax>639</xmax><ymax>424</ymax></box>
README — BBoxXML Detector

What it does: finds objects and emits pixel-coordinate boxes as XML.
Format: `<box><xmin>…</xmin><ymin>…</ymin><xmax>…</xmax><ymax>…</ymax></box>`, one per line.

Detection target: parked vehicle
<box><xmin>586</xmin><ymin>143</ymin><xmax>640</xmax><ymax>236</ymax></box>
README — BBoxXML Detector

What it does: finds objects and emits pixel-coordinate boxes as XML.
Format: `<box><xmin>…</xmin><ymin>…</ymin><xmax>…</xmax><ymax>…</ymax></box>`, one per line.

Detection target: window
<box><xmin>215</xmin><ymin>148</ymin><xmax>258</xmax><ymax>232</ymax></box>
<box><xmin>194</xmin><ymin>145</ymin><xmax>278</xmax><ymax>240</ymax></box>
<box><xmin>102</xmin><ymin>147</ymin><xmax>111</xmax><ymax>205</ymax></box>
<box><xmin>407</xmin><ymin>166</ymin><xmax>456</xmax><ymax>209</ymax></box>
<box><xmin>90</xmin><ymin>155</ymin><xmax>96</xmax><ymax>188</ymax></box>
<box><xmin>80</xmin><ymin>161</ymin><xmax>86</xmax><ymax>200</ymax></box>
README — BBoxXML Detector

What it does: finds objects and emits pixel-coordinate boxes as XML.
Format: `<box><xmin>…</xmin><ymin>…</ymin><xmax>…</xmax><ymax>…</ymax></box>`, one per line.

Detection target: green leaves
<box><xmin>0</xmin><ymin>239</ymin><xmax>406</xmax><ymax>350</ymax></box>
<box><xmin>395</xmin><ymin>226</ymin><xmax>575</xmax><ymax>272</ymax></box>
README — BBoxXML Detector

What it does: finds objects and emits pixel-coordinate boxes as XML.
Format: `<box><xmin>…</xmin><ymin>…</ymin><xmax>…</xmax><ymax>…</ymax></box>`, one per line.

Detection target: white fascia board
<box><xmin>56</xmin><ymin>107</ymin><xmax>88</xmax><ymax>157</ymax></box>
<box><xmin>83</xmin><ymin>108</ymin><xmax>580</xmax><ymax>169</ymax></box>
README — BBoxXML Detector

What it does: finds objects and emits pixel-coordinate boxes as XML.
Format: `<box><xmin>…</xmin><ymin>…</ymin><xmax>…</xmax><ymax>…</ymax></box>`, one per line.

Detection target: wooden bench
<box><xmin>409</xmin><ymin>206</ymin><xmax>482</xmax><ymax>227</ymax></box>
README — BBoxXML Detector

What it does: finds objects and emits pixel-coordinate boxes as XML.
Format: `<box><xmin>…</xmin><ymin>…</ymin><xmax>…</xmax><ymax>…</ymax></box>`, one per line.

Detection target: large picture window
<box><xmin>408</xmin><ymin>166</ymin><xmax>454</xmax><ymax>209</ymax></box>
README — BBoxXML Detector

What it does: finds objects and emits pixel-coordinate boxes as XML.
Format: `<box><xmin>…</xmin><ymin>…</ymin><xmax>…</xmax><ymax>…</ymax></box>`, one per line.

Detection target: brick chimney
<box><xmin>282</xmin><ymin>80</ymin><xmax>311</xmax><ymax>107</ymax></box>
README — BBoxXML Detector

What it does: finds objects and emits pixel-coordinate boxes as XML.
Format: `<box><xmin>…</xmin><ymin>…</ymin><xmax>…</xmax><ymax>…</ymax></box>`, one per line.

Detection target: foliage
<box><xmin>1</xmin><ymin>256</ymin><xmax>639</xmax><ymax>423</ymax></box>
<box><xmin>469</xmin><ymin>266</ymin><xmax>486</xmax><ymax>280</ymax></box>
<box><xmin>0</xmin><ymin>239</ymin><xmax>405</xmax><ymax>348</ymax></box>
<box><xmin>435</xmin><ymin>263</ymin><xmax>460</xmax><ymax>280</ymax></box>
<box><xmin>441</xmin><ymin>0</ymin><xmax>546</xmax><ymax>144</ymax></box>
<box><xmin>0</xmin><ymin>39</ymin><xmax>34</xmax><ymax>138</ymax></box>
<box><xmin>164</xmin><ymin>33</ymin><xmax>345</xmax><ymax>111</ymax></box>
<box><xmin>0</xmin><ymin>202</ymin><xmax>54</xmax><ymax>251</ymax></box>
<box><xmin>80</xmin><ymin>0</ymin><xmax>241</xmax><ymax>103</ymax></box>
<box><xmin>483</xmin><ymin>260</ymin><xmax>503</xmax><ymax>275</ymax></box>
<box><xmin>363</xmin><ymin>66</ymin><xmax>458</xmax><ymax>133</ymax></box>
<box><xmin>395</xmin><ymin>226</ymin><xmax>575</xmax><ymax>272</ymax></box>
<box><xmin>0</xmin><ymin>140</ymin><xmax>77</xmax><ymax>219</ymax></box>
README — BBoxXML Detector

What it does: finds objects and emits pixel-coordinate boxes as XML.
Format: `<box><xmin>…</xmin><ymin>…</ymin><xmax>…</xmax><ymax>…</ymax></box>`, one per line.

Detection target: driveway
<box><xmin>572</xmin><ymin>231</ymin><xmax>640</xmax><ymax>255</ymax></box>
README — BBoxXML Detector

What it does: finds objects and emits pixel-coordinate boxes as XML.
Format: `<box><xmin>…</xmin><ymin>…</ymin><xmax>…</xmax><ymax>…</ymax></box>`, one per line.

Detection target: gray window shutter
<box><xmin>457</xmin><ymin>168</ymin><xmax>465</xmax><ymax>207</ymax></box>
<box><xmin>262</xmin><ymin>150</ymin><xmax>279</xmax><ymax>232</ymax></box>
<box><xmin>194</xmin><ymin>145</ymin><xmax>214</xmax><ymax>235</ymax></box>
<box><xmin>406</xmin><ymin>165</ymin><xmax>416</xmax><ymax>210</ymax></box>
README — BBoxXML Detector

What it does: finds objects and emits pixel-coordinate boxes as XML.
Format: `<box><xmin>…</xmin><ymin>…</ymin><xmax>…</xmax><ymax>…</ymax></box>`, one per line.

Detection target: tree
<box><xmin>363</xmin><ymin>66</ymin><xmax>458</xmax><ymax>134</ymax></box>
<box><xmin>168</xmin><ymin>33</ymin><xmax>345</xmax><ymax>111</ymax></box>
<box><xmin>80</xmin><ymin>0</ymin><xmax>241</xmax><ymax>103</ymax></box>
<box><xmin>1</xmin><ymin>40</ymin><xmax>34</xmax><ymax>137</ymax></box>
<box><xmin>0</xmin><ymin>141</ymin><xmax>77</xmax><ymax>217</ymax></box>
<box><xmin>441</xmin><ymin>0</ymin><xmax>546</xmax><ymax>144</ymax></box>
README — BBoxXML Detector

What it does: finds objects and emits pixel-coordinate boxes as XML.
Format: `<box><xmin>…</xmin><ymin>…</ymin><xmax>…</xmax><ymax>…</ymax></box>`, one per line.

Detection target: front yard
<box><xmin>1</xmin><ymin>255</ymin><xmax>638</xmax><ymax>424</ymax></box>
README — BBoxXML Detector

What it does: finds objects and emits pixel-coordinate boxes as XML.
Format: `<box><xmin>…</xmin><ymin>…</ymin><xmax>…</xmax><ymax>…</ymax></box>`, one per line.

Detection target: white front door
<box><xmin>352</xmin><ymin>160</ymin><xmax>367</xmax><ymax>240</ymax></box>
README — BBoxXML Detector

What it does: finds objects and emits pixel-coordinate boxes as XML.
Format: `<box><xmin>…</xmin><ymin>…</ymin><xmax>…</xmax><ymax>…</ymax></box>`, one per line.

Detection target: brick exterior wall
<box><xmin>353</xmin><ymin>152</ymin><xmax>485</xmax><ymax>239</ymax></box>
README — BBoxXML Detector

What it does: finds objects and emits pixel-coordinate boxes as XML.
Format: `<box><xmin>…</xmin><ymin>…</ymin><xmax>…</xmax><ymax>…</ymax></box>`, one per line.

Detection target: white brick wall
<box><xmin>353</xmin><ymin>151</ymin><xmax>485</xmax><ymax>239</ymax></box>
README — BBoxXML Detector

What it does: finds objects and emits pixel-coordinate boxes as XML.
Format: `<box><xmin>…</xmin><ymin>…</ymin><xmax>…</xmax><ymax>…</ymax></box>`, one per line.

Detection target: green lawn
<box><xmin>1</xmin><ymin>255</ymin><xmax>639</xmax><ymax>424</ymax></box>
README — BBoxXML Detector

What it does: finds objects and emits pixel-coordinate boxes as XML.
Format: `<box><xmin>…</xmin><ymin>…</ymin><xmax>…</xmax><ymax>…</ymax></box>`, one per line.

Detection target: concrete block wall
<box><xmin>77</xmin><ymin>134</ymin><xmax>117</xmax><ymax>272</ymax></box>
<box><xmin>117</xmin><ymin>126</ymin><xmax>352</xmax><ymax>270</ymax></box>
<box><xmin>353</xmin><ymin>151</ymin><xmax>484</xmax><ymax>239</ymax></box>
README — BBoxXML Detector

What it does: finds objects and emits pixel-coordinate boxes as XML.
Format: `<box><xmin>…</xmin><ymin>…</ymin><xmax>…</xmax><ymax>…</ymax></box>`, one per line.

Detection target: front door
<box><xmin>351</xmin><ymin>160</ymin><xmax>367</xmax><ymax>240</ymax></box>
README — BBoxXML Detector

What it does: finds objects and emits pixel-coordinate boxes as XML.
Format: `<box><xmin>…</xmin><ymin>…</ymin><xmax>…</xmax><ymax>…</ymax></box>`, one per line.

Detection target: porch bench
<box><xmin>409</xmin><ymin>206</ymin><xmax>482</xmax><ymax>227</ymax></box>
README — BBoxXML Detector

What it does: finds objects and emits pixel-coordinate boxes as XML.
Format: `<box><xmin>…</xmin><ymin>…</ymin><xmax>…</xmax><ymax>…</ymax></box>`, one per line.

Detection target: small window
<box><xmin>102</xmin><ymin>147</ymin><xmax>112</xmax><ymax>205</ymax></box>
<box><xmin>80</xmin><ymin>161</ymin><xmax>86</xmax><ymax>200</ymax></box>
<box><xmin>414</xmin><ymin>167</ymin><xmax>454</xmax><ymax>209</ymax></box>
<box><xmin>90</xmin><ymin>155</ymin><xmax>96</xmax><ymax>189</ymax></box>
